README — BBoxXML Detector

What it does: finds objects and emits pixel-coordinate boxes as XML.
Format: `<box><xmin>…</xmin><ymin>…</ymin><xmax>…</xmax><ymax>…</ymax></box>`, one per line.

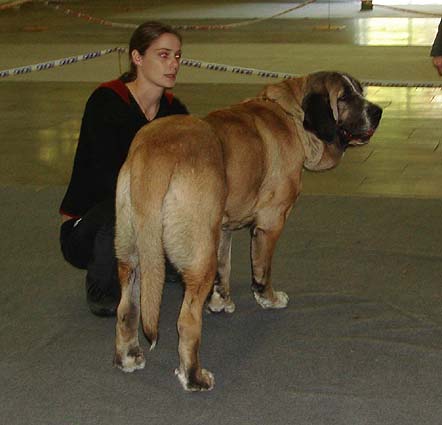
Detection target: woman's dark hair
<box><xmin>120</xmin><ymin>21</ymin><xmax>182</xmax><ymax>82</ymax></box>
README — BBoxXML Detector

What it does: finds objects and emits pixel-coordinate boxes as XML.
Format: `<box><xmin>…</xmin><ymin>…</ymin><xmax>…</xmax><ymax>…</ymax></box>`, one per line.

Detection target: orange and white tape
<box><xmin>46</xmin><ymin>0</ymin><xmax>316</xmax><ymax>31</ymax></box>
<box><xmin>0</xmin><ymin>0</ymin><xmax>31</xmax><ymax>11</ymax></box>
<box><xmin>173</xmin><ymin>0</ymin><xmax>316</xmax><ymax>30</ymax></box>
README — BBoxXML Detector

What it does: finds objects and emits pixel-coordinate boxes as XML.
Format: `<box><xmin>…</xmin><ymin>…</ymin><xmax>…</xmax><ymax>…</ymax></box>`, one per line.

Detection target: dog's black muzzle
<box><xmin>339</xmin><ymin>103</ymin><xmax>383</xmax><ymax>148</ymax></box>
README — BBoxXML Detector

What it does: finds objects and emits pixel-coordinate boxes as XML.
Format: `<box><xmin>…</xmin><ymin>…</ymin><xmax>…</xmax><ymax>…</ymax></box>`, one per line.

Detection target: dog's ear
<box><xmin>259</xmin><ymin>81</ymin><xmax>299</xmax><ymax>116</ymax></box>
<box><xmin>302</xmin><ymin>92</ymin><xmax>338</xmax><ymax>144</ymax></box>
<box><xmin>343</xmin><ymin>73</ymin><xmax>364</xmax><ymax>95</ymax></box>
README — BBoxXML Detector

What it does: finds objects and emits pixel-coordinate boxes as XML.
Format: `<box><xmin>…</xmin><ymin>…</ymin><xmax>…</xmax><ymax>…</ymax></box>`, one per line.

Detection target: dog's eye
<box><xmin>338</xmin><ymin>94</ymin><xmax>351</xmax><ymax>102</ymax></box>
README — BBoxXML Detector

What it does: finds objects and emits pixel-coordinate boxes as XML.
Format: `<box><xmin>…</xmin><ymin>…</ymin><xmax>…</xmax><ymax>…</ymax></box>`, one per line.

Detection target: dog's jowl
<box><xmin>113</xmin><ymin>71</ymin><xmax>382</xmax><ymax>391</ymax></box>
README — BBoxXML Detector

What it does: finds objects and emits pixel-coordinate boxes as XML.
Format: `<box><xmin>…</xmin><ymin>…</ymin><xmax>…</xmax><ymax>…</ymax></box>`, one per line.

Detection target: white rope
<box><xmin>180</xmin><ymin>58</ymin><xmax>442</xmax><ymax>88</ymax></box>
<box><xmin>1</xmin><ymin>47</ymin><xmax>441</xmax><ymax>88</ymax></box>
<box><xmin>0</xmin><ymin>47</ymin><xmax>125</xmax><ymax>78</ymax></box>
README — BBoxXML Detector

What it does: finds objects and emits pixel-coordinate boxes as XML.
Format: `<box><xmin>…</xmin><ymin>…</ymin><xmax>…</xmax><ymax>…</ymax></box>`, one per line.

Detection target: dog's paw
<box><xmin>254</xmin><ymin>290</ymin><xmax>289</xmax><ymax>309</ymax></box>
<box><xmin>175</xmin><ymin>367</ymin><xmax>215</xmax><ymax>392</ymax></box>
<box><xmin>114</xmin><ymin>346</ymin><xmax>146</xmax><ymax>373</ymax></box>
<box><xmin>207</xmin><ymin>288</ymin><xmax>236</xmax><ymax>314</ymax></box>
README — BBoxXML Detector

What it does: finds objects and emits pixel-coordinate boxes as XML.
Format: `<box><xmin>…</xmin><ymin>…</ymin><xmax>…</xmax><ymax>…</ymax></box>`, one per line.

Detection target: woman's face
<box><xmin>133</xmin><ymin>33</ymin><xmax>182</xmax><ymax>89</ymax></box>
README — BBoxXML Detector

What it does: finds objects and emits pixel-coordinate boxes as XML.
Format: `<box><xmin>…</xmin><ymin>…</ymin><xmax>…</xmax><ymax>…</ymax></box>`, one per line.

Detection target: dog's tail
<box><xmin>131</xmin><ymin>155</ymin><xmax>173</xmax><ymax>349</ymax></box>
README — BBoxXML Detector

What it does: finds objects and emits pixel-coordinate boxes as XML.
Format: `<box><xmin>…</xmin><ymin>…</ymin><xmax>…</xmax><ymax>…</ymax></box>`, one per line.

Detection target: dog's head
<box><xmin>302</xmin><ymin>71</ymin><xmax>382</xmax><ymax>148</ymax></box>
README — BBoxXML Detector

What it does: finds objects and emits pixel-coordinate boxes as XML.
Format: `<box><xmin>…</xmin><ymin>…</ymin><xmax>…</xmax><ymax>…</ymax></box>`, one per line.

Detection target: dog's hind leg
<box><xmin>250</xmin><ymin>210</ymin><xmax>290</xmax><ymax>309</ymax></box>
<box><xmin>114</xmin><ymin>165</ymin><xmax>145</xmax><ymax>372</ymax></box>
<box><xmin>114</xmin><ymin>262</ymin><xmax>145</xmax><ymax>372</ymax></box>
<box><xmin>175</xmin><ymin>252</ymin><xmax>218</xmax><ymax>392</ymax></box>
<box><xmin>207</xmin><ymin>230</ymin><xmax>236</xmax><ymax>314</ymax></box>
<box><xmin>163</xmin><ymin>188</ymin><xmax>222</xmax><ymax>391</ymax></box>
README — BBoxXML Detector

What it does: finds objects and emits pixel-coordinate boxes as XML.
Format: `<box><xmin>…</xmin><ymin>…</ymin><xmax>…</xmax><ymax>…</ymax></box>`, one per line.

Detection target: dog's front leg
<box><xmin>250</xmin><ymin>219</ymin><xmax>289</xmax><ymax>309</ymax></box>
<box><xmin>207</xmin><ymin>230</ymin><xmax>235</xmax><ymax>313</ymax></box>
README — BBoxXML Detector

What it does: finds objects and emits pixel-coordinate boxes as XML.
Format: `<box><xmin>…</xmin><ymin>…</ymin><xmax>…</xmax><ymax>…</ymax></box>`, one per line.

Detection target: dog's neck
<box><xmin>260</xmin><ymin>95</ymin><xmax>296</xmax><ymax>118</ymax></box>
<box><xmin>258</xmin><ymin>77</ymin><xmax>306</xmax><ymax>118</ymax></box>
<box><xmin>258</xmin><ymin>80</ymin><xmax>344</xmax><ymax>172</ymax></box>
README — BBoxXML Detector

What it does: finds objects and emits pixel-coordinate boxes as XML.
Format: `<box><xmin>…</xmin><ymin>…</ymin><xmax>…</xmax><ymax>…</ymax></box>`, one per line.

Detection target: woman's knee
<box><xmin>59</xmin><ymin>219</ymin><xmax>92</xmax><ymax>269</ymax></box>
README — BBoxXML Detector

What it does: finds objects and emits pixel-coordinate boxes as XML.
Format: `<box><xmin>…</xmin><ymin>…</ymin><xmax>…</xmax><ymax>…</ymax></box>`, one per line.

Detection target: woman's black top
<box><xmin>60</xmin><ymin>79</ymin><xmax>188</xmax><ymax>218</ymax></box>
<box><xmin>431</xmin><ymin>19</ymin><xmax>442</xmax><ymax>56</ymax></box>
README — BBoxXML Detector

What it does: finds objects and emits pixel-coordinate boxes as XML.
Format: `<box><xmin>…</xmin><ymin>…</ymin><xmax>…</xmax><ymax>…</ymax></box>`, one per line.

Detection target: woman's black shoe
<box><xmin>85</xmin><ymin>281</ymin><xmax>119</xmax><ymax>317</ymax></box>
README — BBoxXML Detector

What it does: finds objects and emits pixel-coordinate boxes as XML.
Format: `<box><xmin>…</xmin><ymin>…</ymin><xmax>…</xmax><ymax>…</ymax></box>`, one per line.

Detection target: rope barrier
<box><xmin>0</xmin><ymin>0</ymin><xmax>31</xmax><ymax>11</ymax></box>
<box><xmin>179</xmin><ymin>58</ymin><xmax>295</xmax><ymax>80</ymax></box>
<box><xmin>179</xmin><ymin>58</ymin><xmax>442</xmax><ymax>88</ymax></box>
<box><xmin>45</xmin><ymin>0</ymin><xmax>316</xmax><ymax>31</ymax></box>
<box><xmin>0</xmin><ymin>47</ymin><xmax>125</xmax><ymax>78</ymax></box>
<box><xmin>360</xmin><ymin>79</ymin><xmax>442</xmax><ymax>88</ymax></box>
<box><xmin>173</xmin><ymin>0</ymin><xmax>316</xmax><ymax>30</ymax></box>
<box><xmin>1</xmin><ymin>47</ymin><xmax>442</xmax><ymax>88</ymax></box>
<box><xmin>45</xmin><ymin>3</ymin><xmax>137</xmax><ymax>29</ymax></box>
<box><xmin>374</xmin><ymin>3</ymin><xmax>442</xmax><ymax>18</ymax></box>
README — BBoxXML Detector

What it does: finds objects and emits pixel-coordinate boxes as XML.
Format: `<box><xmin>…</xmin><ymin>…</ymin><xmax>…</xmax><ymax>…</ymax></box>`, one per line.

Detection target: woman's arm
<box><xmin>59</xmin><ymin>87</ymin><xmax>125</xmax><ymax>218</ymax></box>
<box><xmin>431</xmin><ymin>19</ymin><xmax>442</xmax><ymax>75</ymax></box>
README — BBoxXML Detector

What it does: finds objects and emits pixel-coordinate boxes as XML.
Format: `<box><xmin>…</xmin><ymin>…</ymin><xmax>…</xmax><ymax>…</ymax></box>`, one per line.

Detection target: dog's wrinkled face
<box><xmin>302</xmin><ymin>72</ymin><xmax>382</xmax><ymax>148</ymax></box>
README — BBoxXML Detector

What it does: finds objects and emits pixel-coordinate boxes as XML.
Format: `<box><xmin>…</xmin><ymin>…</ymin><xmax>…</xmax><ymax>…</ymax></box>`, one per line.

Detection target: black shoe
<box><xmin>85</xmin><ymin>282</ymin><xmax>119</xmax><ymax>317</ymax></box>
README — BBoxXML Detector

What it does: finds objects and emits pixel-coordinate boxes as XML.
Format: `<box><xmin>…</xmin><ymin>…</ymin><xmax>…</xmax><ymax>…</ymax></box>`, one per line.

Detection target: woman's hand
<box><xmin>433</xmin><ymin>56</ymin><xmax>442</xmax><ymax>76</ymax></box>
<box><xmin>61</xmin><ymin>214</ymin><xmax>72</xmax><ymax>223</ymax></box>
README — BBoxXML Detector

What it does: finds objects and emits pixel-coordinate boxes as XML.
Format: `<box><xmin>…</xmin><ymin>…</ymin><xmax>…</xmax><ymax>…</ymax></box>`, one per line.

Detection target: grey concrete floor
<box><xmin>2</xmin><ymin>1</ymin><xmax>442</xmax><ymax>424</ymax></box>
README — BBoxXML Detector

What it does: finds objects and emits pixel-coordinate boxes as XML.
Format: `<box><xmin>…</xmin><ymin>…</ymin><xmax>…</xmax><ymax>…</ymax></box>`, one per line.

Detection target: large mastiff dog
<box><xmin>113</xmin><ymin>71</ymin><xmax>382</xmax><ymax>391</ymax></box>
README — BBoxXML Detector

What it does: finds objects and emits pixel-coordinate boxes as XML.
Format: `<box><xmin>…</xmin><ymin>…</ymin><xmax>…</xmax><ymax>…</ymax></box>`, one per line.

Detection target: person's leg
<box><xmin>59</xmin><ymin>200</ymin><xmax>120</xmax><ymax>316</ymax></box>
<box><xmin>60</xmin><ymin>218</ymin><xmax>93</xmax><ymax>270</ymax></box>
<box><xmin>85</xmin><ymin>219</ymin><xmax>120</xmax><ymax>316</ymax></box>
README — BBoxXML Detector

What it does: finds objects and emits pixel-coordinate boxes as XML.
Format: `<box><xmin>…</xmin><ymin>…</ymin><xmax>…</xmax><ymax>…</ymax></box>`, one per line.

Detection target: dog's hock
<box><xmin>114</xmin><ymin>346</ymin><xmax>146</xmax><ymax>373</ymax></box>
<box><xmin>175</xmin><ymin>367</ymin><xmax>215</xmax><ymax>392</ymax></box>
<box><xmin>254</xmin><ymin>291</ymin><xmax>289</xmax><ymax>309</ymax></box>
<box><xmin>207</xmin><ymin>286</ymin><xmax>236</xmax><ymax>314</ymax></box>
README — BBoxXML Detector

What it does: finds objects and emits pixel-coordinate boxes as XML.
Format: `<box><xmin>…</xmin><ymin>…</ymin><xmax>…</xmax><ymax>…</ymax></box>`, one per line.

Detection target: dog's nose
<box><xmin>369</xmin><ymin>104</ymin><xmax>383</xmax><ymax>125</ymax></box>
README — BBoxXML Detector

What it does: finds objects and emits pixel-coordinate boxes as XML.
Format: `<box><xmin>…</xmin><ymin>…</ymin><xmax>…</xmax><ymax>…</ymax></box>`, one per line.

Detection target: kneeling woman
<box><xmin>59</xmin><ymin>22</ymin><xmax>188</xmax><ymax>316</ymax></box>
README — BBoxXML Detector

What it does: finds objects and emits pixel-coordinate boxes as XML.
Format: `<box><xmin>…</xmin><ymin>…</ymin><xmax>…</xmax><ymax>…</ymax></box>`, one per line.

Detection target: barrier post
<box><xmin>360</xmin><ymin>0</ymin><xmax>373</xmax><ymax>11</ymax></box>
